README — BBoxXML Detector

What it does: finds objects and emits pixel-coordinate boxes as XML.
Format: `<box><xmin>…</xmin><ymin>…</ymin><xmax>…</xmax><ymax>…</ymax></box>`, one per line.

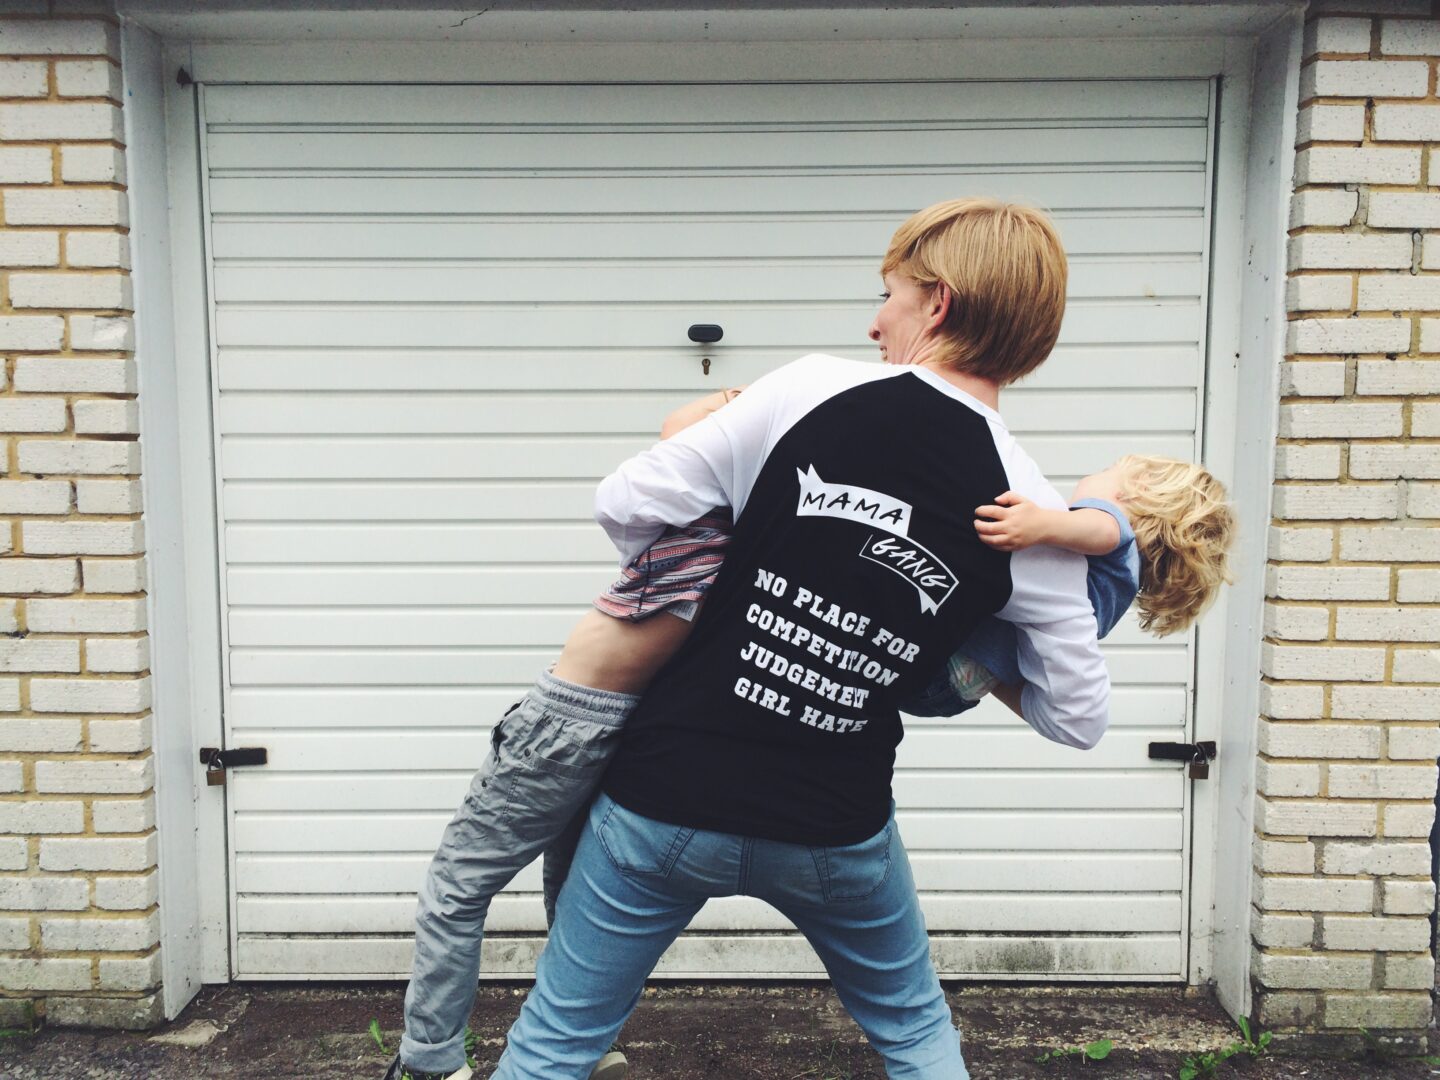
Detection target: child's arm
<box><xmin>974</xmin><ymin>491</ymin><xmax>1120</xmax><ymax>555</ymax></box>
<box><xmin>659</xmin><ymin>386</ymin><xmax>748</xmax><ymax>440</ymax></box>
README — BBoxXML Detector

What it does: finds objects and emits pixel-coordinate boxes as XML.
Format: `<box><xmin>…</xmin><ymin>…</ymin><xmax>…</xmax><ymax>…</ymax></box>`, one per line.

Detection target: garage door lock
<box><xmin>199</xmin><ymin>746</ymin><xmax>268</xmax><ymax>787</ymax></box>
<box><xmin>1148</xmin><ymin>741</ymin><xmax>1216</xmax><ymax>780</ymax></box>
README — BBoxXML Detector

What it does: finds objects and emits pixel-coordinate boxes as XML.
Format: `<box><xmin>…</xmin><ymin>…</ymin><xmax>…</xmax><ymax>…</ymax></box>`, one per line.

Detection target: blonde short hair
<box><xmin>1115</xmin><ymin>455</ymin><xmax>1236</xmax><ymax>637</ymax></box>
<box><xmin>881</xmin><ymin>197</ymin><xmax>1068</xmax><ymax>385</ymax></box>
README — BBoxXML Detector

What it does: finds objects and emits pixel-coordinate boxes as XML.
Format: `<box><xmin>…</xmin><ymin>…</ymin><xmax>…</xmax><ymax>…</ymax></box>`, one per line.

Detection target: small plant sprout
<box><xmin>368</xmin><ymin>1018</ymin><xmax>390</xmax><ymax>1055</ymax></box>
<box><xmin>1036</xmin><ymin>1038</ymin><xmax>1113</xmax><ymax>1064</ymax></box>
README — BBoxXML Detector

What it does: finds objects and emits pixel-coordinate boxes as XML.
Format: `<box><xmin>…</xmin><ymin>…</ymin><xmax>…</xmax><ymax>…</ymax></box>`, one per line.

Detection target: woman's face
<box><xmin>868</xmin><ymin>273</ymin><xmax>939</xmax><ymax>366</ymax></box>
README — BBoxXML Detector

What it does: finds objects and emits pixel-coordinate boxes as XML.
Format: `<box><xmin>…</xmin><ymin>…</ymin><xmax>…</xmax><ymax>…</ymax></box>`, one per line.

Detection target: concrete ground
<box><xmin>0</xmin><ymin>983</ymin><xmax>1434</xmax><ymax>1079</ymax></box>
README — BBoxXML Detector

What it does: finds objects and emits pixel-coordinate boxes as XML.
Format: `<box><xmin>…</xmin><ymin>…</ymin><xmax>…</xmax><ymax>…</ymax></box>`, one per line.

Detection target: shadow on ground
<box><xmin>0</xmin><ymin>983</ymin><xmax>1432</xmax><ymax>1078</ymax></box>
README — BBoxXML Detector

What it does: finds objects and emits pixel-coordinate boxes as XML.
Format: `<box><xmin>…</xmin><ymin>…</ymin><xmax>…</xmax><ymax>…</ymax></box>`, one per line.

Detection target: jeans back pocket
<box><xmin>809</xmin><ymin>821</ymin><xmax>893</xmax><ymax>902</ymax></box>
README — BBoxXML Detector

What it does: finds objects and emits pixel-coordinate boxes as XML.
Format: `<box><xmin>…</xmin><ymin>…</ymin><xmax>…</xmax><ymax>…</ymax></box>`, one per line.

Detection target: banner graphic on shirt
<box><xmin>794</xmin><ymin>465</ymin><xmax>956</xmax><ymax>615</ymax></box>
<box><xmin>795</xmin><ymin>466</ymin><xmax>913</xmax><ymax>534</ymax></box>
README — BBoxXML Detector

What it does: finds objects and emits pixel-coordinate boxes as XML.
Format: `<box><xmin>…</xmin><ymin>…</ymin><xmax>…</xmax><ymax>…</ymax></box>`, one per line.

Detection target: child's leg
<box><xmin>400</xmin><ymin>671</ymin><xmax>638</xmax><ymax>1075</ymax></box>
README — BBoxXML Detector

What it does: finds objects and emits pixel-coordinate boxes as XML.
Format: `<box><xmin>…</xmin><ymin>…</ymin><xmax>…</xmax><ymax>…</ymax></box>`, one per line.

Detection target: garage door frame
<box><xmin>135</xmin><ymin>14</ymin><xmax>1286</xmax><ymax>1007</ymax></box>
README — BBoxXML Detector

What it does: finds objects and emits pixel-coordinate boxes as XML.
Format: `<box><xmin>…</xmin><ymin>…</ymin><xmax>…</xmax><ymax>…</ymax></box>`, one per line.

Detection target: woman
<box><xmin>485</xmin><ymin>198</ymin><xmax>1110</xmax><ymax>1079</ymax></box>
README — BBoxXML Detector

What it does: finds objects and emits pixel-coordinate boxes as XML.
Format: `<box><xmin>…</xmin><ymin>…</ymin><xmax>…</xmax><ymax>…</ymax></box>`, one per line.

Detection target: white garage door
<box><xmin>201</xmin><ymin>79</ymin><xmax>1215</xmax><ymax>979</ymax></box>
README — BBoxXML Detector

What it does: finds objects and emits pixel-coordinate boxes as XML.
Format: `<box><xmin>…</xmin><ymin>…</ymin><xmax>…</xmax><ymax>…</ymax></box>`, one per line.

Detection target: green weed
<box><xmin>1178</xmin><ymin>1016</ymin><xmax>1270</xmax><ymax>1079</ymax></box>
<box><xmin>1036</xmin><ymin>1038</ymin><xmax>1114</xmax><ymax>1064</ymax></box>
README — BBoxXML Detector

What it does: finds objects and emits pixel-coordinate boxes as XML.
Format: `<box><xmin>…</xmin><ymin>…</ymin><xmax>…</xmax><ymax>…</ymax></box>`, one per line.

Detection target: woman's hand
<box><xmin>973</xmin><ymin>491</ymin><xmax>1055</xmax><ymax>551</ymax></box>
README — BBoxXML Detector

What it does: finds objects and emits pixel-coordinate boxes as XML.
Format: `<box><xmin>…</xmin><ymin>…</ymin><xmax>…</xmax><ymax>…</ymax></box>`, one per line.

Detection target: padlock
<box><xmin>1189</xmin><ymin>746</ymin><xmax>1211</xmax><ymax>780</ymax></box>
<box><xmin>206</xmin><ymin>763</ymin><xmax>226</xmax><ymax>787</ymax></box>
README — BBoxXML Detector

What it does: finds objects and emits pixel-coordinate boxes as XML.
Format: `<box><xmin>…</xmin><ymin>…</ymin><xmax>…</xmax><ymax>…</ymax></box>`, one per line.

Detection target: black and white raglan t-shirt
<box><xmin>596</xmin><ymin>354</ymin><xmax>1110</xmax><ymax>846</ymax></box>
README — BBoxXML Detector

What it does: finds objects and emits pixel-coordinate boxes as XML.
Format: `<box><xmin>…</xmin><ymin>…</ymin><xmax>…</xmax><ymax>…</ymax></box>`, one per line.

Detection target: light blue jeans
<box><xmin>491</xmin><ymin>791</ymin><xmax>968</xmax><ymax>1080</ymax></box>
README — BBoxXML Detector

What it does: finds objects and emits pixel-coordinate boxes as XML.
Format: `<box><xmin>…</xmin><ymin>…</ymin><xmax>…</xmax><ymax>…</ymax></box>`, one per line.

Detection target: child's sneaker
<box><xmin>382</xmin><ymin>1054</ymin><xmax>472</xmax><ymax>1080</ymax></box>
<box><xmin>590</xmin><ymin>1051</ymin><xmax>628</xmax><ymax>1080</ymax></box>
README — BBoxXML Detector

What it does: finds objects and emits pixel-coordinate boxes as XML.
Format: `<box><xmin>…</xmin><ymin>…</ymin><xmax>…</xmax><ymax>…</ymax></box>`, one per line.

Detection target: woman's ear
<box><xmin>927</xmin><ymin>282</ymin><xmax>952</xmax><ymax>331</ymax></box>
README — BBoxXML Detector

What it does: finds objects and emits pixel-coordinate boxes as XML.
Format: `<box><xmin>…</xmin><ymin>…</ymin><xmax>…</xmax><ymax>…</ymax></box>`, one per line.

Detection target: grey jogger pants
<box><xmin>399</xmin><ymin>669</ymin><xmax>638</xmax><ymax>1074</ymax></box>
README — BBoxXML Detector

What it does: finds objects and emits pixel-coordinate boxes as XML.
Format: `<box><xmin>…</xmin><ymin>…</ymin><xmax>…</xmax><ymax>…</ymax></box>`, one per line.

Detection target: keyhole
<box><xmin>702</xmin><ymin>357</ymin><xmax>711</xmax><ymax>376</ymax></box>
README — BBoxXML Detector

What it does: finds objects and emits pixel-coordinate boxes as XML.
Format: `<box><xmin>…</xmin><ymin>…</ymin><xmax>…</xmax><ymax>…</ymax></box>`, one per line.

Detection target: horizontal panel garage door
<box><xmin>199</xmin><ymin>79</ymin><xmax>1215</xmax><ymax>979</ymax></box>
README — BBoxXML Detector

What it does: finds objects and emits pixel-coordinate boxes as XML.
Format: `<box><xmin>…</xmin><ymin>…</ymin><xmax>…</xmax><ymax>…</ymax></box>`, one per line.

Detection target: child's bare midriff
<box><xmin>552</xmin><ymin>608</ymin><xmax>695</xmax><ymax>695</ymax></box>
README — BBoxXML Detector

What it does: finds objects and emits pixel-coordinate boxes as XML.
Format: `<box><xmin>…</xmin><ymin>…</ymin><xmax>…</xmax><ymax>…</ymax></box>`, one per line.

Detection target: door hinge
<box><xmin>199</xmin><ymin>746</ymin><xmax>268</xmax><ymax>787</ymax></box>
<box><xmin>1148</xmin><ymin>740</ymin><xmax>1216</xmax><ymax>780</ymax></box>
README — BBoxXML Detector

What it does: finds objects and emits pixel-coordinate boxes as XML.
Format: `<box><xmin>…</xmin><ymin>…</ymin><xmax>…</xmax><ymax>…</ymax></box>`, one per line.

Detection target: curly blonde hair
<box><xmin>1114</xmin><ymin>455</ymin><xmax>1236</xmax><ymax>637</ymax></box>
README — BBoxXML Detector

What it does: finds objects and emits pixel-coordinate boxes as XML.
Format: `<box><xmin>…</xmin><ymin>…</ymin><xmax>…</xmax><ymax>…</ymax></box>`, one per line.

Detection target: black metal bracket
<box><xmin>199</xmin><ymin>747</ymin><xmax>268</xmax><ymax>769</ymax></box>
<box><xmin>1147</xmin><ymin>741</ymin><xmax>1215</xmax><ymax>763</ymax></box>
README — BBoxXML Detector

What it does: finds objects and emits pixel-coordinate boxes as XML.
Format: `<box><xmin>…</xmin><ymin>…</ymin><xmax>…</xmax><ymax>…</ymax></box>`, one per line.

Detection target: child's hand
<box><xmin>974</xmin><ymin>491</ymin><xmax>1050</xmax><ymax>551</ymax></box>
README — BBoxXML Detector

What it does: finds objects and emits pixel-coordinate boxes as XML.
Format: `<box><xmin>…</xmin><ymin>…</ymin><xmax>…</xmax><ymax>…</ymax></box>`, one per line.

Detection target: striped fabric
<box><xmin>593</xmin><ymin>510</ymin><xmax>735</xmax><ymax>621</ymax></box>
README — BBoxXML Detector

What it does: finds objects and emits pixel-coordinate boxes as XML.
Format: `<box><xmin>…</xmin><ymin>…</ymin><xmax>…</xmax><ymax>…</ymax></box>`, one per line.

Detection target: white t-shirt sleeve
<box><xmin>593</xmin><ymin>357</ymin><xmax>805</xmax><ymax>566</ymax></box>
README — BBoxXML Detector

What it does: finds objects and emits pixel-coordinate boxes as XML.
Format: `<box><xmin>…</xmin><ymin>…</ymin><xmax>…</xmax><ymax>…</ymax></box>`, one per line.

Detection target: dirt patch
<box><xmin>0</xmin><ymin>983</ymin><xmax>1432</xmax><ymax>1079</ymax></box>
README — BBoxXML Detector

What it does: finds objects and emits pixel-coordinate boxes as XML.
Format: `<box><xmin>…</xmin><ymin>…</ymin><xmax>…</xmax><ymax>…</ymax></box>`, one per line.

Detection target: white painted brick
<box><xmin>54</xmin><ymin>59</ymin><xmax>121</xmax><ymax>100</ymax></box>
<box><xmin>35</xmin><ymin>758</ymin><xmax>152</xmax><ymax>797</ymax></box>
<box><xmin>1388</xmin><ymin>725</ymin><xmax>1440</xmax><ymax>759</ymax></box>
<box><xmin>1286</xmin><ymin>317</ymin><xmax>1412</xmax><ymax>356</ymax></box>
<box><xmin>1336</xmin><ymin>606</ymin><xmax>1440</xmax><ymax>641</ymax></box>
<box><xmin>1254</xmin><ymin>839</ymin><xmax>1316</xmax><ymax>874</ymax></box>
<box><xmin>1373</xmin><ymin>103</ymin><xmax>1440</xmax><ymax>143</ymax></box>
<box><xmin>86</xmin><ymin>637</ymin><xmax>149</xmax><ymax>675</ymax></box>
<box><xmin>0</xmin><ymin>722</ymin><xmax>42</xmax><ymax>763</ymax></box>
<box><xmin>1255</xmin><ymin>797</ymin><xmax>1378</xmax><ymax>838</ymax></box>
<box><xmin>0</xmin><ymin>798</ymin><xmax>82</xmax><ymax>834</ymax></box>
<box><xmin>1340</xmin><ymin>527</ymin><xmax>1440</xmax><ymax>561</ymax></box>
<box><xmin>0</xmin><ymin>637</ymin><xmax>80</xmax><ymax>672</ymax></box>
<box><xmin>1331</xmin><ymin>764</ymin><xmax>1437</xmax><ymax>799</ymax></box>
<box><xmin>1278</xmin><ymin>403</ymin><xmax>1403</xmax><ymax>438</ymax></box>
<box><xmin>1300</xmin><ymin>59</ymin><xmax>1430</xmax><ymax>99</ymax></box>
<box><xmin>1275</xmin><ymin>444</ymin><xmax>1342</xmax><ymax>480</ymax></box>
<box><xmin>0</xmin><ymin>60</ymin><xmax>47</xmax><ymax>97</ymax></box>
<box><xmin>1393</xmin><ymin>649</ymin><xmax>1440</xmax><ymax>683</ymax></box>
<box><xmin>0</xmin><ymin>19</ymin><xmax>117</xmax><ymax>56</ymax></box>
<box><xmin>0</xmin><ymin>231</ymin><xmax>59</xmax><ymax>267</ymax></box>
<box><xmin>1383</xmin><ymin>801</ymin><xmax>1436</xmax><ymax>836</ymax></box>
<box><xmin>82</xmin><ymin>557</ymin><xmax>146</xmax><ymax>594</ymax></box>
<box><xmin>1304</xmin><ymin>16</ymin><xmax>1373</xmax><ymax>57</ymax></box>
<box><xmin>38</xmin><ymin>833</ymin><xmax>155</xmax><ymax>872</ymax></box>
<box><xmin>1381</xmin><ymin>18</ymin><xmax>1440</xmax><ymax>55</ymax></box>
<box><xmin>60</xmin><ymin>144</ymin><xmax>124</xmax><ymax>185</ymax></box>
<box><xmin>92</xmin><ymin>796</ymin><xmax>154</xmax><ymax>835</ymax></box>
<box><xmin>1322</xmin><ymin>841</ymin><xmax>1430</xmax><ymax>875</ymax></box>
<box><xmin>17</xmin><ymin>440</ymin><xmax>139</xmax><ymax>476</ymax></box>
<box><xmin>1417</xmin><ymin>318</ymin><xmax>1440</xmax><ymax>354</ymax></box>
<box><xmin>27</xmin><ymin>598</ymin><xmax>145</xmax><ymax>634</ymax></box>
<box><xmin>1322</xmin><ymin>915</ymin><xmax>1430</xmax><ymax>951</ymax></box>
<box><xmin>1290</xmin><ymin>191</ymin><xmax>1358</xmax><ymax>232</ymax></box>
<box><xmin>42</xmin><ymin>910</ymin><xmax>159</xmax><ymax>952</ymax></box>
<box><xmin>1272</xmin><ymin>484</ymin><xmax>1398</xmax><ymax>520</ymax></box>
<box><xmin>0</xmin><ymin>838</ymin><xmax>26</xmax><ymax>870</ymax></box>
<box><xmin>1296</xmin><ymin>146</ymin><xmax>1422</xmax><ymax>186</ymax></box>
<box><xmin>4</xmin><ymin>189</ymin><xmax>126</xmax><ymax>228</ymax></box>
<box><xmin>0</xmin><ymin>100</ymin><xmax>121</xmax><ymax>142</ymax></box>
<box><xmin>14</xmin><ymin>357</ymin><xmax>135</xmax><ymax>393</ymax></box>
<box><xmin>0</xmin><ymin>315</ymin><xmax>63</xmax><ymax>351</ymax></box>
<box><xmin>1289</xmin><ymin>233</ymin><xmax>1413</xmax><ymax>272</ymax></box>
<box><xmin>1279</xmin><ymin>360</ymin><xmax>1346</xmax><ymax>396</ymax></box>
<box><xmin>1254</xmin><ymin>912</ymin><xmax>1315</xmax><ymax>948</ymax></box>
<box><xmin>1382</xmin><ymin>881</ymin><xmax>1435</xmax><ymax>916</ymax></box>
<box><xmin>65</xmin><ymin>232</ymin><xmax>128</xmax><ymax>269</ymax></box>
<box><xmin>1333</xmin><ymin>686</ymin><xmax>1439</xmax><ymax>721</ymax></box>
<box><xmin>0</xmin><ymin>876</ymin><xmax>86</xmax><ymax>911</ymax></box>
<box><xmin>0</xmin><ymin>146</ymin><xmax>52</xmax><ymax>184</ymax></box>
<box><xmin>1268</xmin><ymin>526</ymin><xmax>1333</xmax><ymax>562</ymax></box>
<box><xmin>1393</xmin><ymin>570</ymin><xmax>1440</xmax><ymax>604</ymax></box>
<box><xmin>1429</xmin><ymin>235</ymin><xmax>1440</xmax><ymax>273</ymax></box>
<box><xmin>0</xmin><ymin>397</ymin><xmax>64</xmax><ymax>432</ymax></box>
<box><xmin>0</xmin><ymin>917</ymin><xmax>29</xmax><ymax>949</ymax></box>
<box><xmin>94</xmin><ymin>871</ymin><xmax>157</xmax><ymax>912</ymax></box>
<box><xmin>0</xmin><ymin>480</ymin><xmax>70</xmax><ymax>515</ymax></box>
<box><xmin>98</xmin><ymin>952</ymin><xmax>161</xmax><ymax>993</ymax></box>
<box><xmin>1357</xmin><ymin>275</ymin><xmax>1440</xmax><ymax>311</ymax></box>
<box><xmin>10</xmin><ymin>272</ymin><xmax>130</xmax><ymax>312</ymax></box>
<box><xmin>1383</xmin><ymin>954</ymin><xmax>1435</xmax><ymax>990</ymax></box>
<box><xmin>1406</xmin><ymin>483</ymin><xmax>1440</xmax><ymax>521</ymax></box>
<box><xmin>0</xmin><ymin>763</ymin><xmax>20</xmax><ymax>794</ymax></box>
<box><xmin>75</xmin><ymin>479</ymin><xmax>141</xmax><ymax>514</ymax></box>
<box><xmin>1416</xmin><ymin>403</ymin><xmax>1440</xmax><ymax>436</ymax></box>
<box><xmin>0</xmin><ymin>679</ymin><xmax>19</xmax><ymax>712</ymax></box>
<box><xmin>1356</xmin><ymin>359</ymin><xmax>1440</xmax><ymax>395</ymax></box>
<box><xmin>1264</xmin><ymin>603</ymin><xmax>1329</xmax><ymax>641</ymax></box>
<box><xmin>22</xmin><ymin>520</ymin><xmax>144</xmax><ymax>557</ymax></box>
<box><xmin>1299</xmin><ymin>104</ymin><xmax>1367</xmax><ymax>145</ymax></box>
<box><xmin>88</xmin><ymin>716</ymin><xmax>152</xmax><ymax>754</ymax></box>
<box><xmin>1257</xmin><ymin>760</ymin><xmax>1321</xmax><ymax>797</ymax></box>
<box><xmin>1286</xmin><ymin>274</ymin><xmax>1354</xmax><ymax>312</ymax></box>
<box><xmin>1266</xmin><ymin>565</ymin><xmax>1389</xmax><ymax>601</ymax></box>
<box><xmin>68</xmin><ymin>314</ymin><xmax>134</xmax><ymax>352</ymax></box>
<box><xmin>1253</xmin><ymin>872</ymin><xmax>1375</xmax><ymax>913</ymax></box>
<box><xmin>1260</xmin><ymin>720</ymin><xmax>1381</xmax><ymax>758</ymax></box>
<box><xmin>0</xmin><ymin>959</ymin><xmax>90</xmax><ymax>993</ymax></box>
<box><xmin>1258</xmin><ymin>686</ymin><xmax>1325</xmax><ymax>724</ymax></box>
<box><xmin>72</xmin><ymin>400</ymin><xmax>138</xmax><ymax>436</ymax></box>
<box><xmin>1368</xmin><ymin>192</ymin><xmax>1440</xmax><ymax>230</ymax></box>
<box><xmin>30</xmin><ymin>676</ymin><xmax>150</xmax><ymax>715</ymax></box>
<box><xmin>1263</xmin><ymin>643</ymin><xmax>1385</xmax><ymax>682</ymax></box>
